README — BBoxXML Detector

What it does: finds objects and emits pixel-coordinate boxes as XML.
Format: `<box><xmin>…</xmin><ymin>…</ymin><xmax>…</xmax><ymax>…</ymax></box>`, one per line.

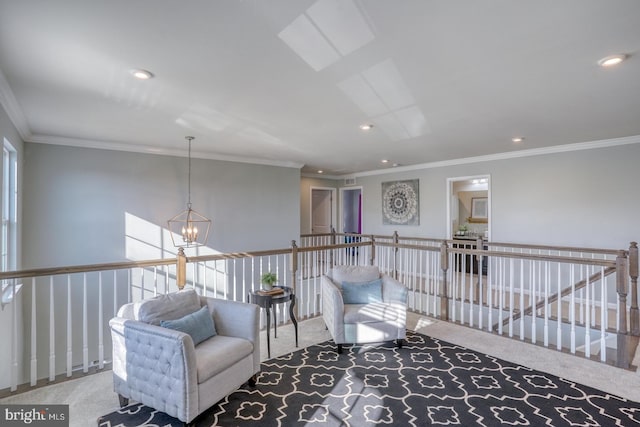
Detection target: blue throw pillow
<box><xmin>341</xmin><ymin>278</ymin><xmax>383</xmax><ymax>304</ymax></box>
<box><xmin>160</xmin><ymin>306</ymin><xmax>216</xmax><ymax>345</ymax></box>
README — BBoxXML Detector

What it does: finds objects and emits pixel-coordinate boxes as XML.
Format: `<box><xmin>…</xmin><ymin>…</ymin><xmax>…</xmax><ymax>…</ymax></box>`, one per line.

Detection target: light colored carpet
<box><xmin>1</xmin><ymin>312</ymin><xmax>638</xmax><ymax>427</ymax></box>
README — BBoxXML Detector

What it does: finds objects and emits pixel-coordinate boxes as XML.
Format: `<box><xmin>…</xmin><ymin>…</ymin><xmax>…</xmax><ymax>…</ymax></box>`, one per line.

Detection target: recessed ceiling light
<box><xmin>597</xmin><ymin>54</ymin><xmax>627</xmax><ymax>67</ymax></box>
<box><xmin>130</xmin><ymin>69</ymin><xmax>154</xmax><ymax>80</ymax></box>
<box><xmin>512</xmin><ymin>136</ymin><xmax>524</xmax><ymax>143</ymax></box>
<box><xmin>392</xmin><ymin>163</ymin><xmax>400</xmax><ymax>167</ymax></box>
<box><xmin>359</xmin><ymin>124</ymin><xmax>373</xmax><ymax>131</ymax></box>
<box><xmin>381</xmin><ymin>159</ymin><xmax>389</xmax><ymax>163</ymax></box>
<box><xmin>317</xmin><ymin>170</ymin><xmax>324</xmax><ymax>174</ymax></box>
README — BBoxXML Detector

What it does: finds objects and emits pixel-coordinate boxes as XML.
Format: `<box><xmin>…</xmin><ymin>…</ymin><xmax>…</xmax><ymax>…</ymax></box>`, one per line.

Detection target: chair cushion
<box><xmin>136</xmin><ymin>289</ymin><xmax>201</xmax><ymax>325</ymax></box>
<box><xmin>195</xmin><ymin>335</ymin><xmax>254</xmax><ymax>383</ymax></box>
<box><xmin>343</xmin><ymin>303</ymin><xmax>399</xmax><ymax>324</ymax></box>
<box><xmin>160</xmin><ymin>306</ymin><xmax>217</xmax><ymax>346</ymax></box>
<box><xmin>341</xmin><ymin>279</ymin><xmax>383</xmax><ymax>304</ymax></box>
<box><xmin>331</xmin><ymin>265</ymin><xmax>380</xmax><ymax>284</ymax></box>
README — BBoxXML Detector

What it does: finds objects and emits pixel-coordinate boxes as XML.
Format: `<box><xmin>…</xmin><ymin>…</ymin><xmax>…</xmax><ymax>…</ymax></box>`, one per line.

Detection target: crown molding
<box><xmin>27</xmin><ymin>134</ymin><xmax>304</xmax><ymax>169</ymax></box>
<box><xmin>346</xmin><ymin>134</ymin><xmax>640</xmax><ymax>178</ymax></box>
<box><xmin>0</xmin><ymin>67</ymin><xmax>31</xmax><ymax>141</ymax></box>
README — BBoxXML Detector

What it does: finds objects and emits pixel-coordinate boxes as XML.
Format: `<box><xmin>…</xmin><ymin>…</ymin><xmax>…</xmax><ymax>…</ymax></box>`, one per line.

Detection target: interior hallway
<box><xmin>1</xmin><ymin>312</ymin><xmax>639</xmax><ymax>427</ymax></box>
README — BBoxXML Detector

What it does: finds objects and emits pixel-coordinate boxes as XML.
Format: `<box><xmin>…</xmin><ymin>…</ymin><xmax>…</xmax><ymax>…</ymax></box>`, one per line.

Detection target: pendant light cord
<box><xmin>186</xmin><ymin>136</ymin><xmax>194</xmax><ymax>209</ymax></box>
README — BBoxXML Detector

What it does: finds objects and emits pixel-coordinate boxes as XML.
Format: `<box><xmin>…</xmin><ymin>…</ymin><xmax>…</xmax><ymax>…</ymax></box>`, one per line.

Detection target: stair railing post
<box><xmin>370</xmin><ymin>235</ymin><xmax>376</xmax><ymax>266</ymax></box>
<box><xmin>330</xmin><ymin>228</ymin><xmax>336</xmax><ymax>268</ymax></box>
<box><xmin>393</xmin><ymin>231</ymin><xmax>400</xmax><ymax>280</ymax></box>
<box><xmin>440</xmin><ymin>241</ymin><xmax>449</xmax><ymax>320</ymax></box>
<box><xmin>290</xmin><ymin>240</ymin><xmax>298</xmax><ymax>295</ymax></box>
<box><xmin>176</xmin><ymin>247</ymin><xmax>187</xmax><ymax>290</ymax></box>
<box><xmin>629</xmin><ymin>242</ymin><xmax>639</xmax><ymax>336</ymax></box>
<box><xmin>616</xmin><ymin>249</ymin><xmax>630</xmax><ymax>368</ymax></box>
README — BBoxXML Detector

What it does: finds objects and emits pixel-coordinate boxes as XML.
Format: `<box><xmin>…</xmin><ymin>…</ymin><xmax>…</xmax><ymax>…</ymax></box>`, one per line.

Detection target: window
<box><xmin>2</xmin><ymin>139</ymin><xmax>17</xmax><ymax>272</ymax></box>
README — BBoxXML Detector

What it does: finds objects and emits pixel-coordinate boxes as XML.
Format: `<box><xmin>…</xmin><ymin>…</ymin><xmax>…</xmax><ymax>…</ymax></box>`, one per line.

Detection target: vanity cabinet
<box><xmin>452</xmin><ymin>238</ymin><xmax>487</xmax><ymax>275</ymax></box>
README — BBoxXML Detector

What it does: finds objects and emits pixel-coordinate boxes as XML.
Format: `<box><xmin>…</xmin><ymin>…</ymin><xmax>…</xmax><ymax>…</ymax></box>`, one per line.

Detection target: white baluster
<box><xmin>600</xmin><ymin>266</ymin><xmax>606</xmax><ymax>362</ymax></box>
<box><xmin>30</xmin><ymin>277</ymin><xmax>37</xmax><ymax>386</ymax></box>
<box><xmin>519</xmin><ymin>258</ymin><xmax>525</xmax><ymax>340</ymax></box>
<box><xmin>531</xmin><ymin>261</ymin><xmax>536</xmax><ymax>345</ymax></box>
<box><xmin>544</xmin><ymin>262</ymin><xmax>549</xmax><ymax>347</ymax></box>
<box><xmin>570</xmin><ymin>264</ymin><xmax>576</xmax><ymax>354</ymax></box>
<box><xmin>556</xmin><ymin>261</ymin><xmax>562</xmax><ymax>351</ymax></box>
<box><xmin>83</xmin><ymin>273</ymin><xmax>88</xmax><ymax>373</ymax></box>
<box><xmin>49</xmin><ymin>276</ymin><xmax>55</xmax><ymax>382</ymax></box>
<box><xmin>585</xmin><ymin>266</ymin><xmax>591</xmax><ymax>359</ymax></box>
<box><xmin>509</xmin><ymin>258</ymin><xmax>514</xmax><ymax>338</ymax></box>
<box><xmin>98</xmin><ymin>272</ymin><xmax>104</xmax><ymax>369</ymax></box>
<box><xmin>66</xmin><ymin>275</ymin><xmax>72</xmax><ymax>377</ymax></box>
<box><xmin>11</xmin><ymin>280</ymin><xmax>17</xmax><ymax>391</ymax></box>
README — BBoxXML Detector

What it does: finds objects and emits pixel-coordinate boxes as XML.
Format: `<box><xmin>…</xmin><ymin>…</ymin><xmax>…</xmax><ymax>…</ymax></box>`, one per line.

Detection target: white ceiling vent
<box><xmin>344</xmin><ymin>177</ymin><xmax>356</xmax><ymax>185</ymax></box>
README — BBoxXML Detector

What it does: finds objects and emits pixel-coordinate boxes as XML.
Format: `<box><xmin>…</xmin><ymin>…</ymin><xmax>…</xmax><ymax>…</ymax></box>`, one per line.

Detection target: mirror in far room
<box><xmin>447</xmin><ymin>176</ymin><xmax>490</xmax><ymax>240</ymax></box>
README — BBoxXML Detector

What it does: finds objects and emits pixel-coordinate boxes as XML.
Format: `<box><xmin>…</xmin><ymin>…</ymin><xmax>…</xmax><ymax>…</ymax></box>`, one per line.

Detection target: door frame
<box><xmin>339</xmin><ymin>186</ymin><xmax>363</xmax><ymax>233</ymax></box>
<box><xmin>446</xmin><ymin>175</ymin><xmax>491</xmax><ymax>240</ymax></box>
<box><xmin>310</xmin><ymin>187</ymin><xmax>337</xmax><ymax>234</ymax></box>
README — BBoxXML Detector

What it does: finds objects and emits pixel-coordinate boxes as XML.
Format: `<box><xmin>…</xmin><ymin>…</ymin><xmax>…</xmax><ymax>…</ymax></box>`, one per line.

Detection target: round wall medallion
<box><xmin>382</xmin><ymin>180</ymin><xmax>419</xmax><ymax>225</ymax></box>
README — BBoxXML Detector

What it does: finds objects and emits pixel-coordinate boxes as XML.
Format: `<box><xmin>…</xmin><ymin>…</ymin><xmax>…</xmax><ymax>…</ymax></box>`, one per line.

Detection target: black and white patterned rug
<box><xmin>98</xmin><ymin>331</ymin><xmax>640</xmax><ymax>426</ymax></box>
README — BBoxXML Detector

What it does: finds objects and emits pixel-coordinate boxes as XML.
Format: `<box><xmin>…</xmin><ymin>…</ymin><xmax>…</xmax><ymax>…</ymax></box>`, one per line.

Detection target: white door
<box><xmin>311</xmin><ymin>189</ymin><xmax>333</xmax><ymax>234</ymax></box>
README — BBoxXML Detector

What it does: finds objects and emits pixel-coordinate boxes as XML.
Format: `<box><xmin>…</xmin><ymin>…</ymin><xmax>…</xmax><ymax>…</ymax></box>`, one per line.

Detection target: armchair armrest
<box><xmin>381</xmin><ymin>274</ymin><xmax>408</xmax><ymax>305</ymax></box>
<box><xmin>109</xmin><ymin>317</ymin><xmax>198</xmax><ymax>421</ymax></box>
<box><xmin>322</xmin><ymin>276</ymin><xmax>345</xmax><ymax>343</ymax></box>
<box><xmin>202</xmin><ymin>297</ymin><xmax>260</xmax><ymax>374</ymax></box>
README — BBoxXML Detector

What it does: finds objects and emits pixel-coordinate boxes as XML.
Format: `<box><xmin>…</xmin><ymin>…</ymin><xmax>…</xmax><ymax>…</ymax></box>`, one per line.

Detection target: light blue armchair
<box><xmin>109</xmin><ymin>289</ymin><xmax>260</xmax><ymax>424</ymax></box>
<box><xmin>322</xmin><ymin>265</ymin><xmax>408</xmax><ymax>353</ymax></box>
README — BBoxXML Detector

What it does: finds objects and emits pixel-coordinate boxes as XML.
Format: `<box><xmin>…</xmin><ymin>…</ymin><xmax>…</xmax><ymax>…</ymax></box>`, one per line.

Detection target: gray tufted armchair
<box><xmin>109</xmin><ymin>289</ymin><xmax>260</xmax><ymax>424</ymax></box>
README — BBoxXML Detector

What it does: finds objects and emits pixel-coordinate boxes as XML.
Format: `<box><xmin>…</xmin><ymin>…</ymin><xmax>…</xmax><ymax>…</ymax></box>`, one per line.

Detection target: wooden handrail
<box><xmin>0</xmin><ymin>258</ymin><xmax>174</xmax><ymax>280</ymax></box>
<box><xmin>301</xmin><ymin>231</ymin><xmax>624</xmax><ymax>255</ymax></box>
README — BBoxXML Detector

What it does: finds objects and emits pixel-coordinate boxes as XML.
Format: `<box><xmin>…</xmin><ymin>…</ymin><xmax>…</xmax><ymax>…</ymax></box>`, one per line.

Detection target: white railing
<box><xmin>370</xmin><ymin>235</ymin><xmax>638</xmax><ymax>367</ymax></box>
<box><xmin>0</xmin><ymin>234</ymin><xmax>637</xmax><ymax>396</ymax></box>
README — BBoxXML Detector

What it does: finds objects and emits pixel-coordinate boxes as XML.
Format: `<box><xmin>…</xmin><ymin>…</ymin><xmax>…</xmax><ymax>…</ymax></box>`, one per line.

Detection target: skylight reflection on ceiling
<box><xmin>176</xmin><ymin>104</ymin><xmax>301</xmax><ymax>152</ymax></box>
<box><xmin>278</xmin><ymin>0</ymin><xmax>375</xmax><ymax>71</ymax></box>
<box><xmin>176</xmin><ymin>103</ymin><xmax>234</xmax><ymax>133</ymax></box>
<box><xmin>338</xmin><ymin>74</ymin><xmax>388</xmax><ymax>117</ymax></box>
<box><xmin>361</xmin><ymin>59</ymin><xmax>414</xmax><ymax>110</ymax></box>
<box><xmin>338</xmin><ymin>59</ymin><xmax>431</xmax><ymax>141</ymax></box>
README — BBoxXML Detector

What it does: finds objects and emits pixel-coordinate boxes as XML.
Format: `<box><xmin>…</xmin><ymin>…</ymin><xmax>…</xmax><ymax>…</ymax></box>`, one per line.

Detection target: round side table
<box><xmin>248</xmin><ymin>286</ymin><xmax>298</xmax><ymax>358</ymax></box>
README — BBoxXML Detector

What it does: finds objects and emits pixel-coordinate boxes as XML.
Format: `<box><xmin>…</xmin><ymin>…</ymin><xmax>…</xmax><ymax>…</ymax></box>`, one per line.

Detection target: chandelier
<box><xmin>168</xmin><ymin>136</ymin><xmax>211</xmax><ymax>248</ymax></box>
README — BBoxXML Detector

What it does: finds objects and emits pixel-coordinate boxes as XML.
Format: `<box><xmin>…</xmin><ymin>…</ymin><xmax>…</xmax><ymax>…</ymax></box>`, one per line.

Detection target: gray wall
<box><xmin>350</xmin><ymin>142</ymin><xmax>640</xmax><ymax>250</ymax></box>
<box><xmin>23</xmin><ymin>143</ymin><xmax>301</xmax><ymax>268</ymax></box>
<box><xmin>19</xmin><ymin>142</ymin><xmax>301</xmax><ymax>381</ymax></box>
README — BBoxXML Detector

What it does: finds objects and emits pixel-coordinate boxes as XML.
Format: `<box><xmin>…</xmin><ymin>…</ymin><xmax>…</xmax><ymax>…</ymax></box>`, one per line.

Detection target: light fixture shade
<box><xmin>168</xmin><ymin>206</ymin><xmax>211</xmax><ymax>248</ymax></box>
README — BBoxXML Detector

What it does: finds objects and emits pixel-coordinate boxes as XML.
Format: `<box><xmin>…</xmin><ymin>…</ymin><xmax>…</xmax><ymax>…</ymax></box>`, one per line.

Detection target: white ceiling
<box><xmin>1</xmin><ymin>0</ymin><xmax>639</xmax><ymax>175</ymax></box>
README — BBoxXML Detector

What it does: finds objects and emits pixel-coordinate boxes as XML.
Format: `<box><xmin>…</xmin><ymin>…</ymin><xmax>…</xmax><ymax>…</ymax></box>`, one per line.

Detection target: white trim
<box><xmin>27</xmin><ymin>134</ymin><xmax>304</xmax><ymax>169</ymax></box>
<box><xmin>346</xmin><ymin>134</ymin><xmax>640</xmax><ymax>178</ymax></box>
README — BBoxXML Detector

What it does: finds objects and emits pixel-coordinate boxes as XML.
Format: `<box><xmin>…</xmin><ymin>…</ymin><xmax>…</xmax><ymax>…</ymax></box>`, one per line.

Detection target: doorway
<box><xmin>340</xmin><ymin>187</ymin><xmax>362</xmax><ymax>234</ymax></box>
<box><xmin>446</xmin><ymin>176</ymin><xmax>490</xmax><ymax>240</ymax></box>
<box><xmin>310</xmin><ymin>187</ymin><xmax>336</xmax><ymax>234</ymax></box>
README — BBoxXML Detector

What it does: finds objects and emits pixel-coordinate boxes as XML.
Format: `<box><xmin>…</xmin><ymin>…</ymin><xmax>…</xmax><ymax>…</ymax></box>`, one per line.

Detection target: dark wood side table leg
<box><xmin>273</xmin><ymin>305</ymin><xmax>277</xmax><ymax>338</ymax></box>
<box><xmin>289</xmin><ymin>296</ymin><xmax>298</xmax><ymax>347</ymax></box>
<box><xmin>265</xmin><ymin>304</ymin><xmax>271</xmax><ymax>359</ymax></box>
